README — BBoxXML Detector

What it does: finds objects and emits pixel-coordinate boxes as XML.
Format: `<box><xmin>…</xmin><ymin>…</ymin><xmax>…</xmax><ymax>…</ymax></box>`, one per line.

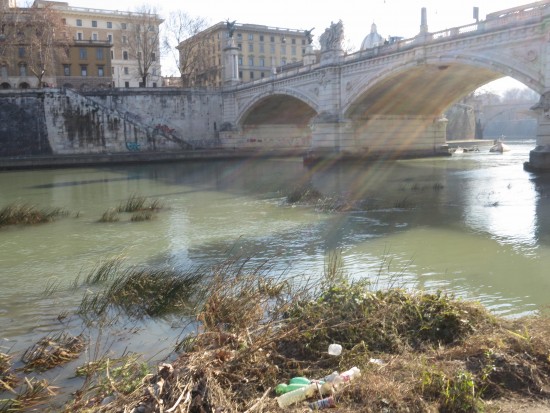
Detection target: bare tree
<box><xmin>20</xmin><ymin>3</ymin><xmax>69</xmax><ymax>87</ymax></box>
<box><xmin>162</xmin><ymin>10</ymin><xmax>210</xmax><ymax>87</ymax></box>
<box><xmin>126</xmin><ymin>5</ymin><xmax>163</xmax><ymax>87</ymax></box>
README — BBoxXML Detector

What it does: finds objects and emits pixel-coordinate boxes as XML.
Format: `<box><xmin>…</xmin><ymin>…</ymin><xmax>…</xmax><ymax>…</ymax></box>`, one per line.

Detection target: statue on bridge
<box><xmin>226</xmin><ymin>19</ymin><xmax>237</xmax><ymax>38</ymax></box>
<box><xmin>319</xmin><ymin>20</ymin><xmax>344</xmax><ymax>52</ymax></box>
<box><xmin>305</xmin><ymin>27</ymin><xmax>315</xmax><ymax>45</ymax></box>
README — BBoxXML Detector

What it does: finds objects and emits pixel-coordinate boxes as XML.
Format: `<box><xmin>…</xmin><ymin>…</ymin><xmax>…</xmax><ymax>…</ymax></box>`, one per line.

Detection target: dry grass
<box><xmin>58</xmin><ymin>259</ymin><xmax>550</xmax><ymax>413</ymax></box>
<box><xmin>0</xmin><ymin>377</ymin><xmax>56</xmax><ymax>412</ymax></box>
<box><xmin>0</xmin><ymin>352</ymin><xmax>18</xmax><ymax>392</ymax></box>
<box><xmin>21</xmin><ymin>332</ymin><xmax>86</xmax><ymax>373</ymax></box>
<box><xmin>0</xmin><ymin>203</ymin><xmax>69</xmax><ymax>227</ymax></box>
<box><xmin>7</xmin><ymin>257</ymin><xmax>547</xmax><ymax>412</ymax></box>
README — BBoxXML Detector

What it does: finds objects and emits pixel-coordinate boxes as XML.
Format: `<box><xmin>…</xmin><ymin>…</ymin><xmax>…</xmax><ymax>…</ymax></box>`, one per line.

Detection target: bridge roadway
<box><xmin>219</xmin><ymin>1</ymin><xmax>550</xmax><ymax>169</ymax></box>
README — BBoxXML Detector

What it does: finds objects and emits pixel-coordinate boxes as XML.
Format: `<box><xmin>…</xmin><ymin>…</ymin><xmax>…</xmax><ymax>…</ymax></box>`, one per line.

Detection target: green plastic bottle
<box><xmin>275</xmin><ymin>377</ymin><xmax>311</xmax><ymax>394</ymax></box>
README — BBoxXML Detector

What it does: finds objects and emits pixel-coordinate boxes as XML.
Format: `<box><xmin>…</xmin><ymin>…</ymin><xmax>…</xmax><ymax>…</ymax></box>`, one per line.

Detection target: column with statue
<box><xmin>223</xmin><ymin>20</ymin><xmax>240</xmax><ymax>85</ymax></box>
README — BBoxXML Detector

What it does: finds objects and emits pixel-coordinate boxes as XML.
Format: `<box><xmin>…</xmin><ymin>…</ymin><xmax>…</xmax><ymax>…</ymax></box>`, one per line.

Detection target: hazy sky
<box><xmin>69</xmin><ymin>0</ymin><xmax>536</xmax><ymax>92</ymax></box>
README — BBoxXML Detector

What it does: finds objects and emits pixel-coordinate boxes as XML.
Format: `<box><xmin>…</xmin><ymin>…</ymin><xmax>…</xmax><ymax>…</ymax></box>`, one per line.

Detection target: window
<box><xmin>238</xmin><ymin>56</ymin><xmax>243</xmax><ymax>65</ymax></box>
<box><xmin>302</xmin><ymin>39</ymin><xmax>306</xmax><ymax>45</ymax></box>
<box><xmin>92</xmin><ymin>20</ymin><xmax>97</xmax><ymax>27</ymax></box>
<box><xmin>92</xmin><ymin>33</ymin><xmax>98</xmax><ymax>41</ymax></box>
<box><xmin>123</xmin><ymin>67</ymin><xmax>129</xmax><ymax>75</ymax></box>
<box><xmin>124</xmin><ymin>81</ymin><xmax>129</xmax><ymax>87</ymax></box>
<box><xmin>110</xmin><ymin>50</ymin><xmax>114</xmax><ymax>59</ymax></box>
<box><xmin>98</xmin><ymin>66</ymin><xmax>104</xmax><ymax>76</ymax></box>
<box><xmin>237</xmin><ymin>43</ymin><xmax>242</xmax><ymax>51</ymax></box>
<box><xmin>250</xmin><ymin>71</ymin><xmax>254</xmax><ymax>79</ymax></box>
<box><xmin>259</xmin><ymin>43</ymin><xmax>264</xmax><ymax>53</ymax></box>
<box><xmin>19</xmin><ymin>64</ymin><xmax>27</xmax><ymax>76</ymax></box>
<box><xmin>77</xmin><ymin>32</ymin><xmax>83</xmax><ymax>40</ymax></box>
<box><xmin>248</xmin><ymin>56</ymin><xmax>254</xmax><ymax>66</ymax></box>
<box><xmin>137</xmin><ymin>51</ymin><xmax>141</xmax><ymax>59</ymax></box>
<box><xmin>107</xmin><ymin>34</ymin><xmax>112</xmax><ymax>43</ymax></box>
<box><xmin>81</xmin><ymin>65</ymin><xmax>87</xmax><ymax>76</ymax></box>
<box><xmin>121</xmin><ymin>23</ymin><xmax>127</xmax><ymax>29</ymax></box>
<box><xmin>63</xmin><ymin>64</ymin><xmax>70</xmax><ymax>76</ymax></box>
<box><xmin>107</xmin><ymin>21</ymin><xmax>112</xmax><ymax>28</ymax></box>
<box><xmin>259</xmin><ymin>57</ymin><xmax>265</xmax><ymax>67</ymax></box>
<box><xmin>281</xmin><ymin>44</ymin><xmax>286</xmax><ymax>54</ymax></box>
<box><xmin>76</xmin><ymin>19</ymin><xmax>82</xmax><ymax>26</ymax></box>
<box><xmin>151</xmin><ymin>52</ymin><xmax>156</xmax><ymax>61</ymax></box>
<box><xmin>270</xmin><ymin>44</ymin><xmax>275</xmax><ymax>53</ymax></box>
<box><xmin>61</xmin><ymin>18</ymin><xmax>66</xmax><ymax>25</ymax></box>
<box><xmin>281</xmin><ymin>57</ymin><xmax>287</xmax><ymax>65</ymax></box>
<box><xmin>123</xmin><ymin>51</ymin><xmax>128</xmax><ymax>60</ymax></box>
<box><xmin>270</xmin><ymin>36</ymin><xmax>274</xmax><ymax>42</ymax></box>
<box><xmin>79</xmin><ymin>48</ymin><xmax>87</xmax><ymax>59</ymax></box>
<box><xmin>248</xmin><ymin>33</ymin><xmax>253</xmax><ymax>41</ymax></box>
<box><xmin>1</xmin><ymin>65</ymin><xmax>8</xmax><ymax>78</ymax></box>
<box><xmin>96</xmin><ymin>48</ymin><xmax>104</xmax><ymax>60</ymax></box>
<box><xmin>261</xmin><ymin>72</ymin><xmax>265</xmax><ymax>78</ymax></box>
<box><xmin>247</xmin><ymin>43</ymin><xmax>252</xmax><ymax>52</ymax></box>
<box><xmin>18</xmin><ymin>47</ymin><xmax>25</xmax><ymax>58</ymax></box>
<box><xmin>122</xmin><ymin>35</ymin><xmax>127</xmax><ymax>44</ymax></box>
<box><xmin>291</xmin><ymin>38</ymin><xmax>296</xmax><ymax>45</ymax></box>
<box><xmin>238</xmin><ymin>70</ymin><xmax>242</xmax><ymax>79</ymax></box>
<box><xmin>259</xmin><ymin>35</ymin><xmax>264</xmax><ymax>42</ymax></box>
<box><xmin>291</xmin><ymin>46</ymin><xmax>296</xmax><ymax>55</ymax></box>
<box><xmin>237</xmin><ymin>33</ymin><xmax>242</xmax><ymax>39</ymax></box>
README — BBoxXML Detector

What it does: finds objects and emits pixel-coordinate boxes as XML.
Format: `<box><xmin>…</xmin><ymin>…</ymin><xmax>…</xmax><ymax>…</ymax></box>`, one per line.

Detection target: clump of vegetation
<box><xmin>0</xmin><ymin>203</ymin><xmax>69</xmax><ymax>227</ymax></box>
<box><xmin>0</xmin><ymin>352</ymin><xmax>18</xmax><ymax>392</ymax></box>
<box><xmin>116</xmin><ymin>194</ymin><xmax>163</xmax><ymax>213</ymax></box>
<box><xmin>68</xmin><ymin>353</ymin><xmax>149</xmax><ymax>411</ymax></box>
<box><xmin>98</xmin><ymin>208</ymin><xmax>119</xmax><ymax>223</ymax></box>
<box><xmin>394</xmin><ymin>196</ymin><xmax>416</xmax><ymax>209</ymax></box>
<box><xmin>60</xmin><ymin>257</ymin><xmax>550</xmax><ymax>413</ymax></box>
<box><xmin>78</xmin><ymin>264</ymin><xmax>206</xmax><ymax>321</ymax></box>
<box><xmin>285</xmin><ymin>185</ymin><xmax>357</xmax><ymax>212</ymax></box>
<box><xmin>21</xmin><ymin>332</ymin><xmax>86</xmax><ymax>372</ymax></box>
<box><xmin>97</xmin><ymin>194</ymin><xmax>164</xmax><ymax>223</ymax></box>
<box><xmin>0</xmin><ymin>378</ymin><xmax>56</xmax><ymax>412</ymax></box>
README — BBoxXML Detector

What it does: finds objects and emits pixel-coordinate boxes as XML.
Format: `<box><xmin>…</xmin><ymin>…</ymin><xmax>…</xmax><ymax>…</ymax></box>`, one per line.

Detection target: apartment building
<box><xmin>0</xmin><ymin>0</ymin><xmax>162</xmax><ymax>89</ymax></box>
<box><xmin>178</xmin><ymin>22</ymin><xmax>308</xmax><ymax>88</ymax></box>
<box><xmin>39</xmin><ymin>0</ymin><xmax>163</xmax><ymax>88</ymax></box>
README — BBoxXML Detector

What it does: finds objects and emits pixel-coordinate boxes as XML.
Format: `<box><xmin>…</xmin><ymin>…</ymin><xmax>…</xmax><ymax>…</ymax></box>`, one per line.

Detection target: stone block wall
<box><xmin>0</xmin><ymin>88</ymin><xmax>223</xmax><ymax>158</ymax></box>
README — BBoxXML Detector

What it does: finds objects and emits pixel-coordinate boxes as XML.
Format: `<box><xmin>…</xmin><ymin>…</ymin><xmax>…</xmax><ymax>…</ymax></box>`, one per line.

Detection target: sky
<box><xmin>69</xmin><ymin>0</ymin><xmax>536</xmax><ymax>93</ymax></box>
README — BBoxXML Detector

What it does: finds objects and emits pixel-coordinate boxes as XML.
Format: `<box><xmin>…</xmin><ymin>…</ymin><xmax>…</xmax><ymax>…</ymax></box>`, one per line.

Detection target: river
<box><xmin>1</xmin><ymin>140</ymin><xmax>549</xmax><ymax>385</ymax></box>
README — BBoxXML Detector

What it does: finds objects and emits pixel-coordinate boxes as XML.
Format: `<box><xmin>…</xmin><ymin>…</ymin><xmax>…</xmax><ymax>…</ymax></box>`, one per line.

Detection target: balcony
<box><xmin>73</xmin><ymin>39</ymin><xmax>112</xmax><ymax>46</ymax></box>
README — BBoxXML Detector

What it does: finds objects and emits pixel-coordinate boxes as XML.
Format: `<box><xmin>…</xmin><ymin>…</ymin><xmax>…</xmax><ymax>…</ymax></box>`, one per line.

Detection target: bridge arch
<box><xmin>343</xmin><ymin>55</ymin><xmax>540</xmax><ymax>119</ymax></box>
<box><xmin>236</xmin><ymin>89</ymin><xmax>319</xmax><ymax>127</ymax></box>
<box><xmin>232</xmin><ymin>89</ymin><xmax>319</xmax><ymax>151</ymax></box>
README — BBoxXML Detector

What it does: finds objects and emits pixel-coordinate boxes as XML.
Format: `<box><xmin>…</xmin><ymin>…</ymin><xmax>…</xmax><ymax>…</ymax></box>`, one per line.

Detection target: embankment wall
<box><xmin>0</xmin><ymin>88</ymin><xmax>223</xmax><ymax>158</ymax></box>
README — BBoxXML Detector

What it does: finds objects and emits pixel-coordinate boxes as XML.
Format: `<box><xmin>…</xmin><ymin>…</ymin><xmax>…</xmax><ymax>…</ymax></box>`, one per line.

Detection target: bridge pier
<box><xmin>526</xmin><ymin>93</ymin><xmax>550</xmax><ymax>172</ymax></box>
<box><xmin>309</xmin><ymin>115</ymin><xmax>449</xmax><ymax>160</ymax></box>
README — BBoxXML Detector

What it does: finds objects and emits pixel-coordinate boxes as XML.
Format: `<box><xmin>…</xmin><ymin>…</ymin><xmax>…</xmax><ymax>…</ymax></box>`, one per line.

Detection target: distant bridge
<box><xmin>219</xmin><ymin>1</ymin><xmax>550</xmax><ymax>169</ymax></box>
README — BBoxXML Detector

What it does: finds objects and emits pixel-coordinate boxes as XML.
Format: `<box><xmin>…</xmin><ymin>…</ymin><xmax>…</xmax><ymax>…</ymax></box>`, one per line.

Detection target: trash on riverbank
<box><xmin>3</xmin><ymin>257</ymin><xmax>550</xmax><ymax>412</ymax></box>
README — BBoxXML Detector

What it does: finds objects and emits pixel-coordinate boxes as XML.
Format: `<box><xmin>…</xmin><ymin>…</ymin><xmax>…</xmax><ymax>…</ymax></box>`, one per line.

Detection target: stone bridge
<box><xmin>219</xmin><ymin>1</ymin><xmax>550</xmax><ymax>169</ymax></box>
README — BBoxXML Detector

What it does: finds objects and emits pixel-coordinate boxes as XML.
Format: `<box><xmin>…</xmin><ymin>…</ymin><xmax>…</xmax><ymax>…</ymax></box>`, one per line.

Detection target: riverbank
<box><xmin>1</xmin><ymin>257</ymin><xmax>549</xmax><ymax>412</ymax></box>
<box><xmin>0</xmin><ymin>149</ymin><xmax>307</xmax><ymax>171</ymax></box>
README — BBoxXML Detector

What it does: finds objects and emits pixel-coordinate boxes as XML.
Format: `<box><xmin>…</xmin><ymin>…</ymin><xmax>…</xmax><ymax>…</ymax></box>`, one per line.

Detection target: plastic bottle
<box><xmin>308</xmin><ymin>396</ymin><xmax>336</xmax><ymax>410</ymax></box>
<box><xmin>275</xmin><ymin>377</ymin><xmax>311</xmax><ymax>395</ymax></box>
<box><xmin>331</xmin><ymin>367</ymin><xmax>361</xmax><ymax>389</ymax></box>
<box><xmin>340</xmin><ymin>366</ymin><xmax>360</xmax><ymax>382</ymax></box>
<box><xmin>275</xmin><ymin>383</ymin><xmax>318</xmax><ymax>408</ymax></box>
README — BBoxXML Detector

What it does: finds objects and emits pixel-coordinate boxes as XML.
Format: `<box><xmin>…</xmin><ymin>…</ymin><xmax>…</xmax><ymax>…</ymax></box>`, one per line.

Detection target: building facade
<box><xmin>39</xmin><ymin>0</ymin><xmax>163</xmax><ymax>88</ymax></box>
<box><xmin>178</xmin><ymin>22</ymin><xmax>309</xmax><ymax>88</ymax></box>
<box><xmin>0</xmin><ymin>0</ymin><xmax>162</xmax><ymax>89</ymax></box>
